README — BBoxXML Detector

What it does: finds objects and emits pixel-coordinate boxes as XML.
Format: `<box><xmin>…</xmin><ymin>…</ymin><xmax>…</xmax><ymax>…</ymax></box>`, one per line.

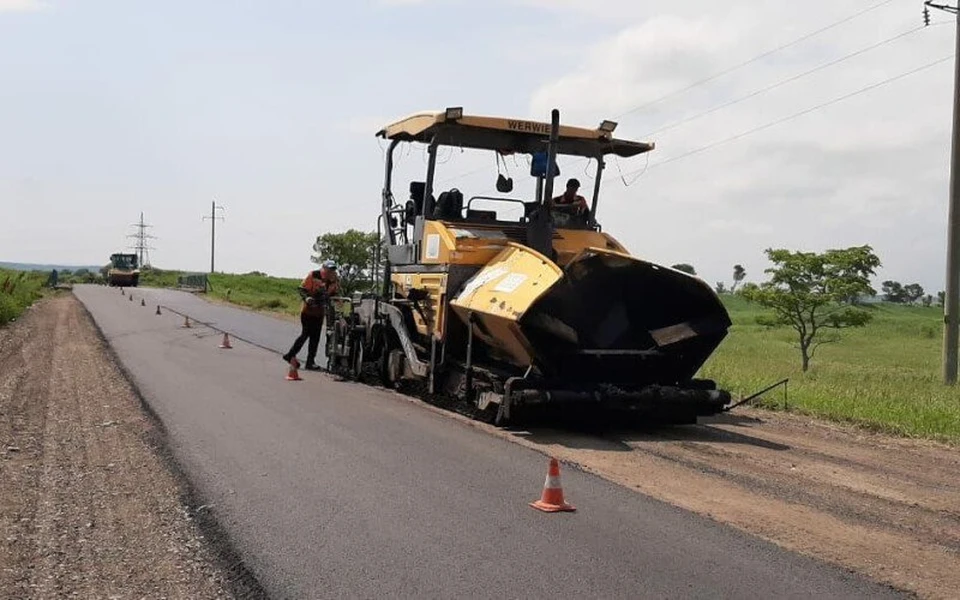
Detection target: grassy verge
<box><xmin>207</xmin><ymin>273</ymin><xmax>302</xmax><ymax>315</ymax></box>
<box><xmin>138</xmin><ymin>268</ymin><xmax>302</xmax><ymax>316</ymax></box>
<box><xmin>0</xmin><ymin>269</ymin><xmax>47</xmax><ymax>324</ymax></box>
<box><xmin>137</xmin><ymin>267</ymin><xmax>181</xmax><ymax>289</ymax></box>
<box><xmin>701</xmin><ymin>294</ymin><xmax>960</xmax><ymax>442</ymax></box>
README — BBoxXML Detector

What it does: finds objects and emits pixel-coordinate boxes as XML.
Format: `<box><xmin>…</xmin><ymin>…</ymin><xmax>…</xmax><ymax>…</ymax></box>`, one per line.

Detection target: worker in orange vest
<box><xmin>282</xmin><ymin>260</ymin><xmax>340</xmax><ymax>370</ymax></box>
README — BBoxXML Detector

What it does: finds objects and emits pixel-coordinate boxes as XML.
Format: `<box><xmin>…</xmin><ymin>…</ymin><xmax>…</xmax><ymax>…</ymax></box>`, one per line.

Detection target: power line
<box><xmin>436</xmin><ymin>0</ymin><xmax>901</xmax><ymax>188</ymax></box>
<box><xmin>432</xmin><ymin>0</ymin><xmax>906</xmax><ymax>188</ymax></box>
<box><xmin>613</xmin><ymin>0</ymin><xmax>899</xmax><ymax>120</ymax></box>
<box><xmin>618</xmin><ymin>54</ymin><xmax>954</xmax><ymax>178</ymax></box>
<box><xmin>642</xmin><ymin>23</ymin><xmax>938</xmax><ymax>139</ymax></box>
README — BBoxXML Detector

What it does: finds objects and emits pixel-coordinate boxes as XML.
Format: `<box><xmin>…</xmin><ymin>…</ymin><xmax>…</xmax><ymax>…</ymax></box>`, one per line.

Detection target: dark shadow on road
<box><xmin>501</xmin><ymin>405</ymin><xmax>790</xmax><ymax>453</ymax></box>
<box><xmin>615</xmin><ymin>424</ymin><xmax>791</xmax><ymax>452</ymax></box>
<box><xmin>506</xmin><ymin>427</ymin><xmax>635</xmax><ymax>452</ymax></box>
<box><xmin>700</xmin><ymin>412</ymin><xmax>766</xmax><ymax>427</ymax></box>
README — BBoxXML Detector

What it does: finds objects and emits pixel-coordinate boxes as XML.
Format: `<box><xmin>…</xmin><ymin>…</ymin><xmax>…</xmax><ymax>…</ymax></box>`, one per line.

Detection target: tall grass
<box><xmin>141</xmin><ymin>268</ymin><xmax>302</xmax><ymax>314</ymax></box>
<box><xmin>701</xmin><ymin>295</ymin><xmax>960</xmax><ymax>441</ymax></box>
<box><xmin>139</xmin><ymin>268</ymin><xmax>302</xmax><ymax>314</ymax></box>
<box><xmin>0</xmin><ymin>269</ymin><xmax>46</xmax><ymax>324</ymax></box>
<box><xmin>138</xmin><ymin>267</ymin><xmax>180</xmax><ymax>288</ymax></box>
<box><xmin>208</xmin><ymin>273</ymin><xmax>302</xmax><ymax>315</ymax></box>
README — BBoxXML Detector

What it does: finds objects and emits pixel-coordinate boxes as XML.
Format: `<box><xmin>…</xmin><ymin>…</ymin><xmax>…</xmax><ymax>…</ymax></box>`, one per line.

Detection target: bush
<box><xmin>0</xmin><ymin>269</ymin><xmax>45</xmax><ymax>324</ymax></box>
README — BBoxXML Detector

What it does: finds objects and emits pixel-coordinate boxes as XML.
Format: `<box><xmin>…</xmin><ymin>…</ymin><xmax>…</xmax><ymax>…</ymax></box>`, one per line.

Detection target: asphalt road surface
<box><xmin>74</xmin><ymin>285</ymin><xmax>905</xmax><ymax>599</ymax></box>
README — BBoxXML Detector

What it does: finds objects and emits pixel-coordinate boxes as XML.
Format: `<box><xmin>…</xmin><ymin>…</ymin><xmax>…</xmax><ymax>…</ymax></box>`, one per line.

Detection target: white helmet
<box><xmin>322</xmin><ymin>259</ymin><xmax>337</xmax><ymax>270</ymax></box>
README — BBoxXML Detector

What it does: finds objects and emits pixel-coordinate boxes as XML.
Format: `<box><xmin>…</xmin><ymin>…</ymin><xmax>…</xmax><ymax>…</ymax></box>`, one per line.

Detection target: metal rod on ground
<box><xmin>724</xmin><ymin>378</ymin><xmax>790</xmax><ymax>412</ymax></box>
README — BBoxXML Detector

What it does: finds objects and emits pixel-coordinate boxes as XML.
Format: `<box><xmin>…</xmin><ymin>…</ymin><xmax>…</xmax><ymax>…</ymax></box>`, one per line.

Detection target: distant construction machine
<box><xmin>323</xmin><ymin>107</ymin><xmax>733</xmax><ymax>425</ymax></box>
<box><xmin>106</xmin><ymin>253</ymin><xmax>140</xmax><ymax>287</ymax></box>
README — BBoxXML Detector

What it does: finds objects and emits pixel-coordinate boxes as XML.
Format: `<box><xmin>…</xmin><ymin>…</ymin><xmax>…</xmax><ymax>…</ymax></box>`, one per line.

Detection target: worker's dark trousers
<box><xmin>285</xmin><ymin>313</ymin><xmax>324</xmax><ymax>365</ymax></box>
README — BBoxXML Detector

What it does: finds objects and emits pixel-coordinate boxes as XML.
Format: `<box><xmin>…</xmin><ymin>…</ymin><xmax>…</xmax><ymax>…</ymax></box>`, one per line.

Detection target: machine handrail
<box><xmin>465</xmin><ymin>195</ymin><xmax>528</xmax><ymax>210</ymax></box>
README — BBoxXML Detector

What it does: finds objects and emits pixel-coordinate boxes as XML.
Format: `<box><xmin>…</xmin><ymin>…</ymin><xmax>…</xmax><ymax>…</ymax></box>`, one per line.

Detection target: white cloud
<box><xmin>531</xmin><ymin>13</ymin><xmax>749</xmax><ymax>122</ymax></box>
<box><xmin>525</xmin><ymin>0</ymin><xmax>956</xmax><ymax>291</ymax></box>
<box><xmin>0</xmin><ymin>0</ymin><xmax>45</xmax><ymax>12</ymax></box>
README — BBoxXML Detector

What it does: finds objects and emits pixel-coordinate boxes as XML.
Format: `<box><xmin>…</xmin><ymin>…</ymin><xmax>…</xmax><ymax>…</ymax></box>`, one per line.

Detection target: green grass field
<box><xmin>207</xmin><ymin>272</ymin><xmax>302</xmax><ymax>314</ymax></box>
<box><xmin>701</xmin><ymin>294</ymin><xmax>960</xmax><ymax>442</ymax></box>
<box><xmin>137</xmin><ymin>267</ymin><xmax>180</xmax><ymax>289</ymax></box>
<box><xmin>138</xmin><ymin>268</ymin><xmax>303</xmax><ymax>315</ymax></box>
<box><xmin>0</xmin><ymin>268</ymin><xmax>47</xmax><ymax>324</ymax></box>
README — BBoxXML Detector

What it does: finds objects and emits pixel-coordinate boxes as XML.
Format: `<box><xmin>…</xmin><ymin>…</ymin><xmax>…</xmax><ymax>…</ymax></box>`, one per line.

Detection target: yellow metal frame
<box><xmin>376</xmin><ymin>110</ymin><xmax>654</xmax><ymax>158</ymax></box>
<box><xmin>418</xmin><ymin>219</ymin><xmax>631</xmax><ymax>268</ymax></box>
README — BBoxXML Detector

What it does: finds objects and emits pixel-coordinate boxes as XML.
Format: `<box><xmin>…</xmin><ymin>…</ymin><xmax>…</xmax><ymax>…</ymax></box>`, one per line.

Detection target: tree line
<box><xmin>675</xmin><ymin>263</ymin><xmax>943</xmax><ymax>308</ymax></box>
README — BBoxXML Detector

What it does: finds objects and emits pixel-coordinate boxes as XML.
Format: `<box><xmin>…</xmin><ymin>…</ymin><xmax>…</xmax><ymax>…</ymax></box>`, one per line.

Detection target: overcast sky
<box><xmin>1</xmin><ymin>0</ymin><xmax>956</xmax><ymax>293</ymax></box>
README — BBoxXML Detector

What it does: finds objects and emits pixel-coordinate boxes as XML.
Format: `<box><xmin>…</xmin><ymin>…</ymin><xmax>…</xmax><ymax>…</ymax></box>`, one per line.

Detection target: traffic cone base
<box><xmin>529</xmin><ymin>499</ymin><xmax>576</xmax><ymax>513</ymax></box>
<box><xmin>285</xmin><ymin>357</ymin><xmax>302</xmax><ymax>381</ymax></box>
<box><xmin>530</xmin><ymin>458</ymin><xmax>576</xmax><ymax>513</ymax></box>
<box><xmin>219</xmin><ymin>332</ymin><xmax>233</xmax><ymax>349</ymax></box>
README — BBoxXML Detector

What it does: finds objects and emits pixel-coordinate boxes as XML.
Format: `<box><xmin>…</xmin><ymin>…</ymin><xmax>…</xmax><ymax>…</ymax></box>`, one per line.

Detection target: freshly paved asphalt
<box><xmin>74</xmin><ymin>285</ymin><xmax>905</xmax><ymax>599</ymax></box>
<box><xmin>114</xmin><ymin>286</ymin><xmax>308</xmax><ymax>358</ymax></box>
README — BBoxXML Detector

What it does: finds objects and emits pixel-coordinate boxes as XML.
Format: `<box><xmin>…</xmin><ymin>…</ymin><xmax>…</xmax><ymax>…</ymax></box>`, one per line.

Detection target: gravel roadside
<box><xmin>0</xmin><ymin>294</ymin><xmax>262</xmax><ymax>599</ymax></box>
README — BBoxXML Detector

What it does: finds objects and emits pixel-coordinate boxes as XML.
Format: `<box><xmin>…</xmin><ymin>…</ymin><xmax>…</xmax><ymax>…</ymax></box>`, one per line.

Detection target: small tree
<box><xmin>882</xmin><ymin>280</ymin><xmax>905</xmax><ymax>303</ymax></box>
<box><xmin>715</xmin><ymin>281</ymin><xmax>727</xmax><ymax>294</ymax></box>
<box><xmin>903</xmin><ymin>283</ymin><xmax>925</xmax><ymax>304</ymax></box>
<box><xmin>311</xmin><ymin>229</ymin><xmax>382</xmax><ymax>295</ymax></box>
<box><xmin>740</xmin><ymin>245</ymin><xmax>880</xmax><ymax>372</ymax></box>
<box><xmin>731</xmin><ymin>264</ymin><xmax>746</xmax><ymax>292</ymax></box>
<box><xmin>671</xmin><ymin>263</ymin><xmax>696</xmax><ymax>276</ymax></box>
<box><xmin>923</xmin><ymin>294</ymin><xmax>933</xmax><ymax>308</ymax></box>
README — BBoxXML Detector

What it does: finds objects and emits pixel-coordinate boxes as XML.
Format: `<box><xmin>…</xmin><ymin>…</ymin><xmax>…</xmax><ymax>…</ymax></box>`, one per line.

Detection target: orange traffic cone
<box><xmin>219</xmin><ymin>332</ymin><xmax>232</xmax><ymax>349</ymax></box>
<box><xmin>530</xmin><ymin>458</ymin><xmax>576</xmax><ymax>513</ymax></box>
<box><xmin>182</xmin><ymin>315</ymin><xmax>192</xmax><ymax>328</ymax></box>
<box><xmin>155</xmin><ymin>305</ymin><xmax>162</xmax><ymax>315</ymax></box>
<box><xmin>285</xmin><ymin>357</ymin><xmax>302</xmax><ymax>381</ymax></box>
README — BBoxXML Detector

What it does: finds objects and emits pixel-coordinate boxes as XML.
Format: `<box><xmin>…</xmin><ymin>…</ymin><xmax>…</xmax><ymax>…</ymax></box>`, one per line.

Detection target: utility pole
<box><xmin>202</xmin><ymin>201</ymin><xmax>225</xmax><ymax>274</ymax></box>
<box><xmin>127</xmin><ymin>212</ymin><xmax>156</xmax><ymax>268</ymax></box>
<box><xmin>927</xmin><ymin>2</ymin><xmax>960</xmax><ymax>383</ymax></box>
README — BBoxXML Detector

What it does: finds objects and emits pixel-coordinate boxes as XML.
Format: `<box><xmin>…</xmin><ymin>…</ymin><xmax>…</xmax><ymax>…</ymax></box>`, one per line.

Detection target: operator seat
<box><xmin>434</xmin><ymin>188</ymin><xmax>464</xmax><ymax>220</ymax></box>
<box><xmin>409</xmin><ymin>181</ymin><xmax>425</xmax><ymax>215</ymax></box>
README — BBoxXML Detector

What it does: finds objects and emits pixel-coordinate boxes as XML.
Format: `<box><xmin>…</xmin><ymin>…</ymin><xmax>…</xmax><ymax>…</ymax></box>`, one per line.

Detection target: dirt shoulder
<box><xmin>0</xmin><ymin>294</ymin><xmax>255</xmax><ymax>599</ymax></box>
<box><xmin>477</xmin><ymin>408</ymin><xmax>958</xmax><ymax>600</ymax></box>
